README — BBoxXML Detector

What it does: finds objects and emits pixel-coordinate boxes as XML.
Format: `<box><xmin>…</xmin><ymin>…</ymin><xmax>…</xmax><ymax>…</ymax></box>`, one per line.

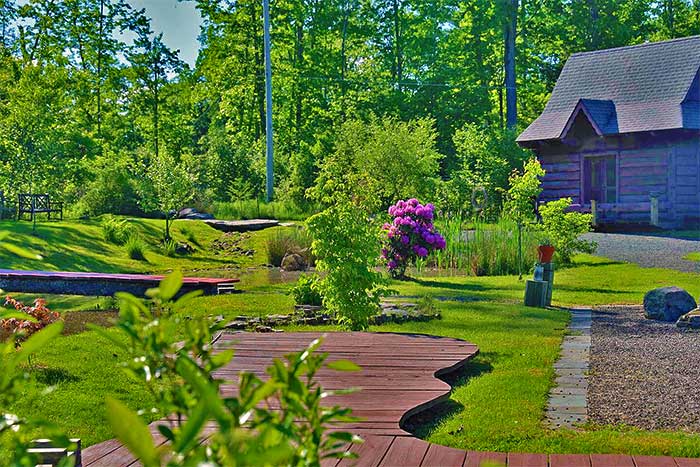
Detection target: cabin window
<box><xmin>583</xmin><ymin>155</ymin><xmax>617</xmax><ymax>204</ymax></box>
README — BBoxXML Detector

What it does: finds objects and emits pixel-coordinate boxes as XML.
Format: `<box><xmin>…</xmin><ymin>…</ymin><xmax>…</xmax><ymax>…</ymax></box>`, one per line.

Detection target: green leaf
<box><xmin>326</xmin><ymin>359</ymin><xmax>361</xmax><ymax>372</ymax></box>
<box><xmin>105</xmin><ymin>398</ymin><xmax>159</xmax><ymax>467</ymax></box>
<box><xmin>175</xmin><ymin>356</ymin><xmax>229</xmax><ymax>425</ymax></box>
<box><xmin>16</xmin><ymin>322</ymin><xmax>63</xmax><ymax>362</ymax></box>
<box><xmin>172</xmin><ymin>400</ymin><xmax>208</xmax><ymax>453</ymax></box>
<box><xmin>210</xmin><ymin>349</ymin><xmax>234</xmax><ymax>368</ymax></box>
<box><xmin>158</xmin><ymin>270</ymin><xmax>183</xmax><ymax>302</ymax></box>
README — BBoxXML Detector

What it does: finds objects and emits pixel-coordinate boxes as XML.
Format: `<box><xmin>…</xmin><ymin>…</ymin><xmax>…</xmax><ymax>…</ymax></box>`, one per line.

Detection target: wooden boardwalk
<box><xmin>82</xmin><ymin>332</ymin><xmax>700</xmax><ymax>467</ymax></box>
<box><xmin>0</xmin><ymin>269</ymin><xmax>238</xmax><ymax>296</ymax></box>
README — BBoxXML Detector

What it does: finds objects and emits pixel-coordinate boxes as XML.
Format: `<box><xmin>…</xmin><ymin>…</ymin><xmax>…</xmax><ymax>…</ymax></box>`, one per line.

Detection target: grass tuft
<box><xmin>125</xmin><ymin>236</ymin><xmax>147</xmax><ymax>261</ymax></box>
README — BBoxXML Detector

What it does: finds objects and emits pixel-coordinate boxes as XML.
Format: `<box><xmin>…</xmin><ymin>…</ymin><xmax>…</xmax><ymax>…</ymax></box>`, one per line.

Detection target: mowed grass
<box><xmin>0</xmin><ymin>217</ymin><xmax>282</xmax><ymax>275</ymax></box>
<box><xmin>684</xmin><ymin>252</ymin><xmax>700</xmax><ymax>262</ymax></box>
<box><xmin>4</xmin><ymin>218</ymin><xmax>700</xmax><ymax>455</ymax></box>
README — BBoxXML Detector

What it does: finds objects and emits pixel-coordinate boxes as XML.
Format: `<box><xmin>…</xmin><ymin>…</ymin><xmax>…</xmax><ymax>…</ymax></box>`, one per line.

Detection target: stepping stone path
<box><xmin>547</xmin><ymin>308</ymin><xmax>591</xmax><ymax>429</ymax></box>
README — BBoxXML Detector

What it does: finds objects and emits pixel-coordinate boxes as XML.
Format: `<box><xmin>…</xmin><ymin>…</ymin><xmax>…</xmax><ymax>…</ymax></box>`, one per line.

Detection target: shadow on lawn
<box><xmin>401</xmin><ymin>355</ymin><xmax>494</xmax><ymax>439</ymax></box>
<box><xmin>34</xmin><ymin>366</ymin><xmax>81</xmax><ymax>385</ymax></box>
<box><xmin>403</xmin><ymin>276</ymin><xmax>523</xmax><ymax>293</ymax></box>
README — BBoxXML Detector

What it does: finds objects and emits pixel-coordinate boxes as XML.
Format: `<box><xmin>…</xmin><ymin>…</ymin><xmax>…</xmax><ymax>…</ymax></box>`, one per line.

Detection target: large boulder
<box><xmin>643</xmin><ymin>286</ymin><xmax>697</xmax><ymax>322</ymax></box>
<box><xmin>281</xmin><ymin>253</ymin><xmax>307</xmax><ymax>271</ymax></box>
<box><xmin>677</xmin><ymin>308</ymin><xmax>700</xmax><ymax>330</ymax></box>
<box><xmin>178</xmin><ymin>207</ymin><xmax>214</xmax><ymax>220</ymax></box>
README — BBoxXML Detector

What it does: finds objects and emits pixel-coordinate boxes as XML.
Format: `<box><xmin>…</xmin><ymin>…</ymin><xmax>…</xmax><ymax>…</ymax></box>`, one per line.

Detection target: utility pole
<box><xmin>263</xmin><ymin>0</ymin><xmax>274</xmax><ymax>202</ymax></box>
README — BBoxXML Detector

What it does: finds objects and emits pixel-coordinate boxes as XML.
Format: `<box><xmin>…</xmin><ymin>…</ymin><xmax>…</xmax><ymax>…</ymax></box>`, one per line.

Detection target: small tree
<box><xmin>504</xmin><ymin>158</ymin><xmax>544</xmax><ymax>278</ymax></box>
<box><xmin>307</xmin><ymin>201</ymin><xmax>389</xmax><ymax>330</ymax></box>
<box><xmin>142</xmin><ymin>153</ymin><xmax>195</xmax><ymax>241</ymax></box>
<box><xmin>539</xmin><ymin>198</ymin><xmax>597</xmax><ymax>264</ymax></box>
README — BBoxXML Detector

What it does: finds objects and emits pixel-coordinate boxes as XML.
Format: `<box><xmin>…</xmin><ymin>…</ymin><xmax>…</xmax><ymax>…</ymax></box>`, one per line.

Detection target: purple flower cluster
<box><xmin>381</xmin><ymin>199</ymin><xmax>446</xmax><ymax>277</ymax></box>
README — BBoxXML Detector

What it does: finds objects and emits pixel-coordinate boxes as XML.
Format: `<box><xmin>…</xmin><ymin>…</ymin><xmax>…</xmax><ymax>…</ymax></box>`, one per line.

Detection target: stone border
<box><xmin>546</xmin><ymin>307</ymin><xmax>591</xmax><ymax>429</ymax></box>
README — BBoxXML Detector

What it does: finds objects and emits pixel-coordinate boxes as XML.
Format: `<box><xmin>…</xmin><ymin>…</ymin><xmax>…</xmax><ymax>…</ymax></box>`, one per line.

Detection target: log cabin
<box><xmin>517</xmin><ymin>36</ymin><xmax>700</xmax><ymax>228</ymax></box>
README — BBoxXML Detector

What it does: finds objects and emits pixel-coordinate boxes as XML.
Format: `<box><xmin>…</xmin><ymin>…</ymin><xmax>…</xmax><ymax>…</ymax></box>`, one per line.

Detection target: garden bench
<box><xmin>17</xmin><ymin>193</ymin><xmax>63</xmax><ymax>221</ymax></box>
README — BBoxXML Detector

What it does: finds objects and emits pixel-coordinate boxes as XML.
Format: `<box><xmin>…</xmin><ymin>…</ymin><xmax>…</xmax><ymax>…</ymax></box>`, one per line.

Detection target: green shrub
<box><xmin>292</xmin><ymin>274</ymin><xmax>323</xmax><ymax>306</ymax></box>
<box><xmin>538</xmin><ymin>198</ymin><xmax>596</xmax><ymax>264</ymax></box>
<box><xmin>309</xmin><ymin>117</ymin><xmax>442</xmax><ymax>212</ymax></box>
<box><xmin>125</xmin><ymin>236</ymin><xmax>147</xmax><ymax>261</ymax></box>
<box><xmin>102</xmin><ymin>216</ymin><xmax>135</xmax><ymax>245</ymax></box>
<box><xmin>307</xmin><ymin>202</ymin><xmax>389</xmax><ymax>330</ymax></box>
<box><xmin>266</xmin><ymin>227</ymin><xmax>314</xmax><ymax>267</ymax></box>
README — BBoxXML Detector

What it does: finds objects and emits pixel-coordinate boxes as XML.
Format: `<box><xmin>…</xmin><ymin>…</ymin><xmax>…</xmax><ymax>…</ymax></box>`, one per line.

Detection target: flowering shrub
<box><xmin>382</xmin><ymin>199</ymin><xmax>446</xmax><ymax>278</ymax></box>
<box><xmin>0</xmin><ymin>297</ymin><xmax>60</xmax><ymax>348</ymax></box>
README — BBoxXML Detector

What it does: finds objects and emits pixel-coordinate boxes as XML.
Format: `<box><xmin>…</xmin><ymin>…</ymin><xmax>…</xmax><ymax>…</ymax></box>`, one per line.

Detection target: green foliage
<box><xmin>73</xmin><ymin>154</ymin><xmax>142</xmax><ymax>217</ymax></box>
<box><xmin>311</xmin><ymin>117</ymin><xmax>442</xmax><ymax>211</ymax></box>
<box><xmin>125</xmin><ymin>236</ymin><xmax>147</xmax><ymax>261</ymax></box>
<box><xmin>449</xmin><ymin>125</ymin><xmax>532</xmax><ymax>218</ymax></box>
<box><xmin>504</xmin><ymin>158</ymin><xmax>545</xmax><ymax>225</ymax></box>
<box><xmin>139</xmin><ymin>152</ymin><xmax>196</xmax><ymax>241</ymax></box>
<box><xmin>538</xmin><ymin>198</ymin><xmax>597</xmax><ymax>264</ymax></box>
<box><xmin>101</xmin><ymin>216</ymin><xmax>135</xmax><ymax>246</ymax></box>
<box><xmin>214</xmin><ymin>199</ymin><xmax>313</xmax><ymax>221</ymax></box>
<box><xmin>161</xmin><ymin>239</ymin><xmax>177</xmax><ymax>258</ymax></box>
<box><xmin>104</xmin><ymin>272</ymin><xmax>361</xmax><ymax>466</ymax></box>
<box><xmin>266</xmin><ymin>227</ymin><xmax>314</xmax><ymax>267</ymax></box>
<box><xmin>307</xmin><ymin>202</ymin><xmax>389</xmax><ymax>330</ymax></box>
<box><xmin>292</xmin><ymin>273</ymin><xmax>323</xmax><ymax>307</ymax></box>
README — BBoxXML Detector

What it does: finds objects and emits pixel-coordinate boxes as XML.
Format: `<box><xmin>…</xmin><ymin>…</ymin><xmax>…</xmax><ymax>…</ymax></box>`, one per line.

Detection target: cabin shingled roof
<box><xmin>517</xmin><ymin>35</ymin><xmax>700</xmax><ymax>142</ymax></box>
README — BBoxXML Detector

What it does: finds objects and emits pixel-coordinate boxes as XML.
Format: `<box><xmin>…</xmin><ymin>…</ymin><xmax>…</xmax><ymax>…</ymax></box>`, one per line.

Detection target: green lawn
<box><xmin>3</xmin><ymin>219</ymin><xmax>700</xmax><ymax>456</ymax></box>
<box><xmin>684</xmin><ymin>252</ymin><xmax>700</xmax><ymax>262</ymax></box>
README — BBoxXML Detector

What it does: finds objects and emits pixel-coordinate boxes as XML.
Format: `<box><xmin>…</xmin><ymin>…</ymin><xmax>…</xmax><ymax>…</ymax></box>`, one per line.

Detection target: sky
<box><xmin>127</xmin><ymin>0</ymin><xmax>203</xmax><ymax>66</ymax></box>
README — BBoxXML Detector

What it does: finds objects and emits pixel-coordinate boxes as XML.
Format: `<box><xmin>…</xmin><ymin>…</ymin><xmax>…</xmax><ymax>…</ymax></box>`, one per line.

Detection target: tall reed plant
<box><xmin>430</xmin><ymin>215</ymin><xmax>540</xmax><ymax>276</ymax></box>
<box><xmin>213</xmin><ymin>200</ymin><xmax>315</xmax><ymax>221</ymax></box>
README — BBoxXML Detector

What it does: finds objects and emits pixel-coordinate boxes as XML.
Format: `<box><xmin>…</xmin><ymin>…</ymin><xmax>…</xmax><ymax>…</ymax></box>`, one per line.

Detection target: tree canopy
<box><xmin>0</xmin><ymin>0</ymin><xmax>697</xmax><ymax>215</ymax></box>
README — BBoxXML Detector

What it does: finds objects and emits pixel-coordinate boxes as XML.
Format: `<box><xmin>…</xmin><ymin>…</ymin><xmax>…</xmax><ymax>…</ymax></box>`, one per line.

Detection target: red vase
<box><xmin>538</xmin><ymin>245</ymin><xmax>555</xmax><ymax>263</ymax></box>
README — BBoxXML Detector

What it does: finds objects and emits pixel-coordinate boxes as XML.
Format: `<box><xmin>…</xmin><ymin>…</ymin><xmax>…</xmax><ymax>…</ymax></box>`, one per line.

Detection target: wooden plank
<box><xmin>506</xmin><ymin>452</ymin><xmax>547</xmax><ymax>467</ymax></box>
<box><xmin>675</xmin><ymin>458</ymin><xmax>700</xmax><ymax>467</ymax></box>
<box><xmin>464</xmin><ymin>451</ymin><xmax>507</xmax><ymax>467</ymax></box>
<box><xmin>379</xmin><ymin>437</ymin><xmax>430</xmax><ymax>466</ymax></box>
<box><xmin>421</xmin><ymin>443</ymin><xmax>467</xmax><ymax>466</ymax></box>
<box><xmin>589</xmin><ymin>453</ymin><xmax>635</xmax><ymax>467</ymax></box>
<box><xmin>338</xmin><ymin>436</ymin><xmax>394</xmax><ymax>467</ymax></box>
<box><xmin>549</xmin><ymin>454</ymin><xmax>590</xmax><ymax>467</ymax></box>
<box><xmin>633</xmin><ymin>456</ymin><xmax>679</xmax><ymax>467</ymax></box>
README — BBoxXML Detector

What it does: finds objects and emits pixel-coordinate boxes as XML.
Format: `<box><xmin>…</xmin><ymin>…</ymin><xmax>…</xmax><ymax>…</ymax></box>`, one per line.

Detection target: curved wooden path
<box><xmin>82</xmin><ymin>332</ymin><xmax>700</xmax><ymax>467</ymax></box>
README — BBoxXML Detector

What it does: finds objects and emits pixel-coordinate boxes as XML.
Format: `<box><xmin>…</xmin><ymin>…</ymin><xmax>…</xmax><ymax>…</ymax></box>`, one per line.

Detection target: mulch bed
<box><xmin>589</xmin><ymin>305</ymin><xmax>700</xmax><ymax>431</ymax></box>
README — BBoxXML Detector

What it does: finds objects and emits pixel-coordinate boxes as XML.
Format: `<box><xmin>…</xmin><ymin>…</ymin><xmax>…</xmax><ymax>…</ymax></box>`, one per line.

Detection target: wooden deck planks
<box><xmin>81</xmin><ymin>331</ymin><xmax>700</xmax><ymax>467</ymax></box>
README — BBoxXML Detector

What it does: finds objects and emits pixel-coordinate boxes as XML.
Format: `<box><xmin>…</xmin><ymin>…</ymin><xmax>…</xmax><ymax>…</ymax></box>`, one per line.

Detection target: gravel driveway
<box><xmin>581</xmin><ymin>232</ymin><xmax>700</xmax><ymax>273</ymax></box>
<box><xmin>590</xmin><ymin>306</ymin><xmax>700</xmax><ymax>431</ymax></box>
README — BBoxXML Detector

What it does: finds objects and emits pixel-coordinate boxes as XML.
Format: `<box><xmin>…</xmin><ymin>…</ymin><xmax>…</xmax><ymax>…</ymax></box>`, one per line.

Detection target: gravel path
<box><xmin>581</xmin><ymin>232</ymin><xmax>700</xmax><ymax>273</ymax></box>
<box><xmin>589</xmin><ymin>306</ymin><xmax>700</xmax><ymax>431</ymax></box>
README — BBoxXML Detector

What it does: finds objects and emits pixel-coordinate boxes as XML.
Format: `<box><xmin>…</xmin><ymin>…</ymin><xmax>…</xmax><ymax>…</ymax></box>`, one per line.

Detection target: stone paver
<box><xmin>547</xmin><ymin>308</ymin><xmax>591</xmax><ymax>429</ymax></box>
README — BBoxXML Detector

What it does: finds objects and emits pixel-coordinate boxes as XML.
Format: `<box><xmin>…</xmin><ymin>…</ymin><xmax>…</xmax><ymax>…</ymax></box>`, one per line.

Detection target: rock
<box><xmin>224</xmin><ymin>320</ymin><xmax>248</xmax><ymax>330</ymax></box>
<box><xmin>281</xmin><ymin>253</ymin><xmax>306</xmax><ymax>271</ymax></box>
<box><xmin>643</xmin><ymin>287</ymin><xmax>697</xmax><ymax>322</ymax></box>
<box><xmin>175</xmin><ymin>242</ymin><xmax>195</xmax><ymax>255</ymax></box>
<box><xmin>178</xmin><ymin>207</ymin><xmax>215</xmax><ymax>220</ymax></box>
<box><xmin>677</xmin><ymin>308</ymin><xmax>700</xmax><ymax>330</ymax></box>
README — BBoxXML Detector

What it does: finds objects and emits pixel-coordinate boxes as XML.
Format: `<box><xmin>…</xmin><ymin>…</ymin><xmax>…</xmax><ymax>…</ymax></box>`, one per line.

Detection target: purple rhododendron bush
<box><xmin>382</xmin><ymin>199</ymin><xmax>446</xmax><ymax>278</ymax></box>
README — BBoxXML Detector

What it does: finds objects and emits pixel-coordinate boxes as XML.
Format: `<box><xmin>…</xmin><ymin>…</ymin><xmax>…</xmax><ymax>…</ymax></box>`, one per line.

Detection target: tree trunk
<box><xmin>97</xmin><ymin>0</ymin><xmax>104</xmax><ymax>137</ymax></box>
<box><xmin>504</xmin><ymin>0</ymin><xmax>518</xmax><ymax>129</ymax></box>
<box><xmin>392</xmin><ymin>0</ymin><xmax>402</xmax><ymax>88</ymax></box>
<box><xmin>587</xmin><ymin>0</ymin><xmax>600</xmax><ymax>49</ymax></box>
